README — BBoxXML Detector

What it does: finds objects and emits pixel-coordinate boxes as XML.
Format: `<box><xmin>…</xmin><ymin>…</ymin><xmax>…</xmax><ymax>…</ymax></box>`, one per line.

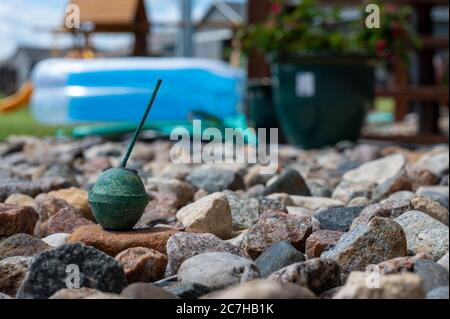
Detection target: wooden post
<box><xmin>416</xmin><ymin>3</ymin><xmax>440</xmax><ymax>134</ymax></box>
<box><xmin>247</xmin><ymin>0</ymin><xmax>271</xmax><ymax>79</ymax></box>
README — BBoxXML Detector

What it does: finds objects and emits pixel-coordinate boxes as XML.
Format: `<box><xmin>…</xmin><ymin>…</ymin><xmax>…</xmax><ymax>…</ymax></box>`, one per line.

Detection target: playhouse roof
<box><xmin>63</xmin><ymin>0</ymin><xmax>149</xmax><ymax>32</ymax></box>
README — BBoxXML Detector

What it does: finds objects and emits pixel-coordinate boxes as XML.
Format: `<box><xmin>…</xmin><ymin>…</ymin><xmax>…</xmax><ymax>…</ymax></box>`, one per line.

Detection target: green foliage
<box><xmin>238</xmin><ymin>0</ymin><xmax>420</xmax><ymax>64</ymax></box>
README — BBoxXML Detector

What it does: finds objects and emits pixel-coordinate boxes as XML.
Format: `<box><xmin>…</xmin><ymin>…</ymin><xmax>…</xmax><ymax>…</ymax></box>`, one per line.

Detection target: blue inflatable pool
<box><xmin>31</xmin><ymin>58</ymin><xmax>245</xmax><ymax>125</ymax></box>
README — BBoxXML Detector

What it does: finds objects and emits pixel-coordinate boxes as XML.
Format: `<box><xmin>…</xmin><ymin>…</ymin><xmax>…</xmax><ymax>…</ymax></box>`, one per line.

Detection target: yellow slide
<box><xmin>0</xmin><ymin>81</ymin><xmax>34</xmax><ymax>113</ymax></box>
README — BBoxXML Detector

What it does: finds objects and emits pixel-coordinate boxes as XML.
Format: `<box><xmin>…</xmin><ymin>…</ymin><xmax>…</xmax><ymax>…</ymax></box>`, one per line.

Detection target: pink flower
<box><xmin>270</xmin><ymin>3</ymin><xmax>282</xmax><ymax>15</ymax></box>
<box><xmin>376</xmin><ymin>39</ymin><xmax>387</xmax><ymax>56</ymax></box>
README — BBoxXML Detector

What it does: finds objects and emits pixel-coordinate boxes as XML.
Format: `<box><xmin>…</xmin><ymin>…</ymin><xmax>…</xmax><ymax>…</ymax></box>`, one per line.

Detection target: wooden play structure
<box><xmin>63</xmin><ymin>0</ymin><xmax>150</xmax><ymax>56</ymax></box>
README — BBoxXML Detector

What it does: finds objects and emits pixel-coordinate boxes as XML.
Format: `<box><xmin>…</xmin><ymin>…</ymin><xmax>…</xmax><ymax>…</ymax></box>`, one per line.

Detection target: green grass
<box><xmin>0</xmin><ymin>107</ymin><xmax>68</xmax><ymax>140</ymax></box>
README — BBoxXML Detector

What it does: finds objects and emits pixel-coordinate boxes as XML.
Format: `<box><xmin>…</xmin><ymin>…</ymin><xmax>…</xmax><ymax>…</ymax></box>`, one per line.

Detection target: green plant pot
<box><xmin>247</xmin><ymin>79</ymin><xmax>285</xmax><ymax>144</ymax></box>
<box><xmin>271</xmin><ymin>54</ymin><xmax>375</xmax><ymax>149</ymax></box>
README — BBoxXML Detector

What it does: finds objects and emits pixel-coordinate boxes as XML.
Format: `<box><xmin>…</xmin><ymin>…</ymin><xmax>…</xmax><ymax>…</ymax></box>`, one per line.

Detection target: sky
<box><xmin>0</xmin><ymin>0</ymin><xmax>244</xmax><ymax>60</ymax></box>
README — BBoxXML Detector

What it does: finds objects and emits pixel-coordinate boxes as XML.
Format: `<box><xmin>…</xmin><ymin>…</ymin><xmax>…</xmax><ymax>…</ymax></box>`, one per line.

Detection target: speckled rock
<box><xmin>0</xmin><ymin>179</ymin><xmax>40</xmax><ymax>202</ymax></box>
<box><xmin>387</xmin><ymin>190</ymin><xmax>416</xmax><ymax>202</ymax></box>
<box><xmin>437</xmin><ymin>252</ymin><xmax>449</xmax><ymax>271</ymax></box>
<box><xmin>0</xmin><ymin>234</ymin><xmax>50</xmax><ymax>261</ymax></box>
<box><xmin>34</xmin><ymin>193</ymin><xmax>72</xmax><ymax>221</ymax></box>
<box><xmin>413</xmin><ymin>259</ymin><xmax>449</xmax><ymax>292</ymax></box>
<box><xmin>262</xmin><ymin>168</ymin><xmax>311</xmax><ymax>196</ymax></box>
<box><xmin>0</xmin><ymin>204</ymin><xmax>38</xmax><ymax>236</ymax></box>
<box><xmin>342</xmin><ymin>154</ymin><xmax>406</xmax><ymax>186</ymax></box>
<box><xmin>48</xmin><ymin>187</ymin><xmax>94</xmax><ymax>221</ymax></box>
<box><xmin>372</xmin><ymin>172</ymin><xmax>412</xmax><ymax>201</ymax></box>
<box><xmin>268</xmin><ymin>258</ymin><xmax>341</xmax><ymax>295</ymax></box>
<box><xmin>5</xmin><ymin>194</ymin><xmax>35</xmax><ymax>207</ymax></box>
<box><xmin>305</xmin><ymin>230</ymin><xmax>344</xmax><ymax>258</ymax></box>
<box><xmin>120</xmin><ymin>283</ymin><xmax>178</xmax><ymax>299</ymax></box>
<box><xmin>68</xmin><ymin>224</ymin><xmax>179</xmax><ymax>256</ymax></box>
<box><xmin>255</xmin><ymin>241</ymin><xmax>305</xmax><ymax>277</ymax></box>
<box><xmin>176</xmin><ymin>192</ymin><xmax>233</xmax><ymax>239</ymax></box>
<box><xmin>266</xmin><ymin>193</ymin><xmax>295</xmax><ymax>207</ymax></box>
<box><xmin>146</xmin><ymin>177</ymin><xmax>196</xmax><ymax>208</ymax></box>
<box><xmin>186</xmin><ymin>168</ymin><xmax>244</xmax><ymax>193</ymax></box>
<box><xmin>178</xmin><ymin>252</ymin><xmax>260</xmax><ymax>290</ymax></box>
<box><xmin>376</xmin><ymin>253</ymin><xmax>431</xmax><ymax>274</ymax></box>
<box><xmin>347</xmin><ymin>197</ymin><xmax>370</xmax><ymax>207</ymax></box>
<box><xmin>140</xmin><ymin>191</ymin><xmax>178</xmax><ymax>225</ymax></box>
<box><xmin>322</xmin><ymin>217</ymin><xmax>407</xmax><ymax>274</ymax></box>
<box><xmin>427</xmin><ymin>286</ymin><xmax>449</xmax><ymax>299</ymax></box>
<box><xmin>334</xmin><ymin>272</ymin><xmax>425</xmax><ymax>299</ymax></box>
<box><xmin>416</xmin><ymin>186</ymin><xmax>449</xmax><ymax>208</ymax></box>
<box><xmin>241</xmin><ymin>211</ymin><xmax>313</xmax><ymax>258</ymax></box>
<box><xmin>314</xmin><ymin>206</ymin><xmax>365</xmax><ymax>232</ymax></box>
<box><xmin>16</xmin><ymin>243</ymin><xmax>127</xmax><ymax>299</ymax></box>
<box><xmin>0</xmin><ymin>256</ymin><xmax>33</xmax><ymax>296</ymax></box>
<box><xmin>115</xmin><ymin>247</ymin><xmax>167</xmax><ymax>283</ymax></box>
<box><xmin>290</xmin><ymin>196</ymin><xmax>343</xmax><ymax>211</ymax></box>
<box><xmin>165</xmin><ymin>232</ymin><xmax>249</xmax><ymax>276</ymax></box>
<box><xmin>351</xmin><ymin>199</ymin><xmax>412</xmax><ymax>229</ymax></box>
<box><xmin>414</xmin><ymin>148</ymin><xmax>449</xmax><ymax>177</ymax></box>
<box><xmin>223</xmin><ymin>191</ymin><xmax>259</xmax><ymax>230</ymax></box>
<box><xmin>395</xmin><ymin>210</ymin><xmax>449</xmax><ymax>260</ymax></box>
<box><xmin>45</xmin><ymin>208</ymin><xmax>94</xmax><ymax>236</ymax></box>
<box><xmin>203</xmin><ymin>279</ymin><xmax>316</xmax><ymax>299</ymax></box>
<box><xmin>332</xmin><ymin>180</ymin><xmax>374</xmax><ymax>204</ymax></box>
<box><xmin>410</xmin><ymin>196</ymin><xmax>449</xmax><ymax>225</ymax></box>
<box><xmin>257</xmin><ymin>197</ymin><xmax>287</xmax><ymax>214</ymax></box>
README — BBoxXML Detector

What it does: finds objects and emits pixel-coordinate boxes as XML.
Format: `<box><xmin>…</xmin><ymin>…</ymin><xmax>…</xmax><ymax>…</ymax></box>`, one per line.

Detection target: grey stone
<box><xmin>322</xmin><ymin>217</ymin><xmax>407</xmax><ymax>274</ymax></box>
<box><xmin>178</xmin><ymin>252</ymin><xmax>260</xmax><ymax>290</ymax></box>
<box><xmin>186</xmin><ymin>168</ymin><xmax>245</xmax><ymax>193</ymax></box>
<box><xmin>351</xmin><ymin>199</ymin><xmax>412</xmax><ymax>229</ymax></box>
<box><xmin>255</xmin><ymin>241</ymin><xmax>305</xmax><ymax>277</ymax></box>
<box><xmin>223</xmin><ymin>191</ymin><xmax>259</xmax><ymax>230</ymax></box>
<box><xmin>262</xmin><ymin>168</ymin><xmax>311</xmax><ymax>196</ymax></box>
<box><xmin>413</xmin><ymin>259</ymin><xmax>449</xmax><ymax>292</ymax></box>
<box><xmin>395</xmin><ymin>210</ymin><xmax>449</xmax><ymax>260</ymax></box>
<box><xmin>427</xmin><ymin>286</ymin><xmax>449</xmax><ymax>299</ymax></box>
<box><xmin>437</xmin><ymin>252</ymin><xmax>449</xmax><ymax>271</ymax></box>
<box><xmin>314</xmin><ymin>206</ymin><xmax>365</xmax><ymax>232</ymax></box>
<box><xmin>165</xmin><ymin>232</ymin><xmax>249</xmax><ymax>276</ymax></box>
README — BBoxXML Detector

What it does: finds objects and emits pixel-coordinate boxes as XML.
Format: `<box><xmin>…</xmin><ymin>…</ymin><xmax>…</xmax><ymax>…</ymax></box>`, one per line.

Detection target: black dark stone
<box><xmin>16</xmin><ymin>243</ymin><xmax>127</xmax><ymax>299</ymax></box>
<box><xmin>165</xmin><ymin>283</ymin><xmax>210</xmax><ymax>299</ymax></box>
<box><xmin>314</xmin><ymin>206</ymin><xmax>366</xmax><ymax>232</ymax></box>
<box><xmin>413</xmin><ymin>259</ymin><xmax>449</xmax><ymax>292</ymax></box>
<box><xmin>255</xmin><ymin>241</ymin><xmax>306</xmax><ymax>277</ymax></box>
<box><xmin>186</xmin><ymin>168</ymin><xmax>245</xmax><ymax>193</ymax></box>
<box><xmin>262</xmin><ymin>169</ymin><xmax>311</xmax><ymax>196</ymax></box>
